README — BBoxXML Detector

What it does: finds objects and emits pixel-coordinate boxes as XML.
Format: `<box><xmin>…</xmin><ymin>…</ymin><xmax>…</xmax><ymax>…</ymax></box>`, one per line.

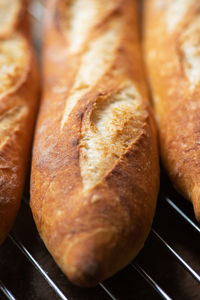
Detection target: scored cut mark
<box><xmin>0</xmin><ymin>35</ymin><xmax>27</xmax><ymax>98</ymax></box>
<box><xmin>60</xmin><ymin>19</ymin><xmax>121</xmax><ymax>129</ymax></box>
<box><xmin>180</xmin><ymin>15</ymin><xmax>200</xmax><ymax>91</ymax></box>
<box><xmin>80</xmin><ymin>84</ymin><xmax>145</xmax><ymax>190</ymax></box>
<box><xmin>60</xmin><ymin>0</ymin><xmax>118</xmax><ymax>53</ymax></box>
<box><xmin>165</xmin><ymin>0</ymin><xmax>193</xmax><ymax>31</ymax></box>
<box><xmin>0</xmin><ymin>0</ymin><xmax>20</xmax><ymax>37</ymax></box>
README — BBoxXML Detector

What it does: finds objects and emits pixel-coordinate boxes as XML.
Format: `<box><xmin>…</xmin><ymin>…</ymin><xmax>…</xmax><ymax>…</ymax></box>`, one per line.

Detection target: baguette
<box><xmin>30</xmin><ymin>0</ymin><xmax>159</xmax><ymax>286</ymax></box>
<box><xmin>0</xmin><ymin>0</ymin><xmax>39</xmax><ymax>244</ymax></box>
<box><xmin>144</xmin><ymin>0</ymin><xmax>200</xmax><ymax>221</ymax></box>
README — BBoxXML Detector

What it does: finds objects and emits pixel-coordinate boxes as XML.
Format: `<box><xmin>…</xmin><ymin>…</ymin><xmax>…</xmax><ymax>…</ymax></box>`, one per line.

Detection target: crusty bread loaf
<box><xmin>144</xmin><ymin>0</ymin><xmax>200</xmax><ymax>222</ymax></box>
<box><xmin>30</xmin><ymin>0</ymin><xmax>159</xmax><ymax>287</ymax></box>
<box><xmin>0</xmin><ymin>0</ymin><xmax>39</xmax><ymax>244</ymax></box>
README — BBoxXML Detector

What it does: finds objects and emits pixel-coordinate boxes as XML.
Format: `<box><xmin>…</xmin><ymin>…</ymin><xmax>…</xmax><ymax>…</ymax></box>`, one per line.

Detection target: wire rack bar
<box><xmin>0</xmin><ymin>281</ymin><xmax>16</xmax><ymax>300</ymax></box>
<box><xmin>163</xmin><ymin>196</ymin><xmax>200</xmax><ymax>234</ymax></box>
<box><xmin>131</xmin><ymin>263</ymin><xmax>172</xmax><ymax>300</ymax></box>
<box><xmin>8</xmin><ymin>233</ymin><xmax>115</xmax><ymax>300</ymax></box>
<box><xmin>152</xmin><ymin>229</ymin><xmax>200</xmax><ymax>283</ymax></box>
<box><xmin>8</xmin><ymin>234</ymin><xmax>68</xmax><ymax>300</ymax></box>
<box><xmin>99</xmin><ymin>283</ymin><xmax>117</xmax><ymax>300</ymax></box>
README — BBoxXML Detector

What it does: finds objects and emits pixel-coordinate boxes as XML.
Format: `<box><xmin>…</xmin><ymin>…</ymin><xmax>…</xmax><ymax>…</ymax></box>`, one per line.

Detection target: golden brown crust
<box><xmin>31</xmin><ymin>0</ymin><xmax>159</xmax><ymax>286</ymax></box>
<box><xmin>144</xmin><ymin>0</ymin><xmax>200</xmax><ymax>221</ymax></box>
<box><xmin>0</xmin><ymin>0</ymin><xmax>39</xmax><ymax>244</ymax></box>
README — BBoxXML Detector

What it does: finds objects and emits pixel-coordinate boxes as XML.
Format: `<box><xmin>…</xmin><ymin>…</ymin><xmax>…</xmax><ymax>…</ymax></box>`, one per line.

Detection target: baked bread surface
<box><xmin>0</xmin><ymin>0</ymin><xmax>39</xmax><ymax>244</ymax></box>
<box><xmin>144</xmin><ymin>0</ymin><xmax>200</xmax><ymax>221</ymax></box>
<box><xmin>31</xmin><ymin>0</ymin><xmax>159</xmax><ymax>286</ymax></box>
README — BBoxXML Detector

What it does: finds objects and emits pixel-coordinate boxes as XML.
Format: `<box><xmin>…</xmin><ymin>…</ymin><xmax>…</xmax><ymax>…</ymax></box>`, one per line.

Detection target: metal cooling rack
<box><xmin>0</xmin><ymin>187</ymin><xmax>200</xmax><ymax>300</ymax></box>
<box><xmin>0</xmin><ymin>1</ymin><xmax>200</xmax><ymax>299</ymax></box>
